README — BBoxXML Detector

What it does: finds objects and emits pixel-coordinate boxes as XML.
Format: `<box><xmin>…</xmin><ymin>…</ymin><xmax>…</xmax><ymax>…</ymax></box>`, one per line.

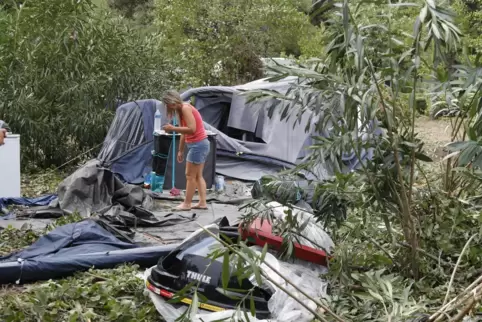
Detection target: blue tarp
<box><xmin>0</xmin><ymin>219</ymin><xmax>176</xmax><ymax>285</ymax></box>
<box><xmin>0</xmin><ymin>194</ymin><xmax>58</xmax><ymax>219</ymax></box>
<box><xmin>97</xmin><ymin>99</ymin><xmax>167</xmax><ymax>184</ymax></box>
<box><xmin>0</xmin><ymin>194</ymin><xmax>57</xmax><ymax>211</ymax></box>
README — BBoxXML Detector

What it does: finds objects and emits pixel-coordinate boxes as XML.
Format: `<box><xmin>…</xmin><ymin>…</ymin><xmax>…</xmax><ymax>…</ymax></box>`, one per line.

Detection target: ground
<box><xmin>0</xmin><ymin>116</ymin><xmax>459</xmax><ymax>321</ymax></box>
<box><xmin>415</xmin><ymin>116</ymin><xmax>454</xmax><ymax>161</ymax></box>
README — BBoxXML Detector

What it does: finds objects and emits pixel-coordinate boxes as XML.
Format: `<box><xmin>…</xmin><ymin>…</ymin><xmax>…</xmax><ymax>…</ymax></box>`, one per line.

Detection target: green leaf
<box><xmin>250</xmin><ymin>294</ymin><xmax>256</xmax><ymax>317</ymax></box>
<box><xmin>243</xmin><ymin>308</ymin><xmax>251</xmax><ymax>322</ymax></box>
<box><xmin>446</xmin><ymin>141</ymin><xmax>473</xmax><ymax>152</ymax></box>
<box><xmin>252</xmin><ymin>264</ymin><xmax>263</xmax><ymax>288</ymax></box>
<box><xmin>414</xmin><ymin>152</ymin><xmax>433</xmax><ymax>162</ymax></box>
<box><xmin>260</xmin><ymin>243</ymin><xmax>268</xmax><ymax>262</ymax></box>
<box><xmin>222</xmin><ymin>251</ymin><xmax>230</xmax><ymax>289</ymax></box>
<box><xmin>368</xmin><ymin>289</ymin><xmax>385</xmax><ymax>302</ymax></box>
<box><xmin>190</xmin><ymin>291</ymin><xmax>199</xmax><ymax>318</ymax></box>
<box><xmin>419</xmin><ymin>5</ymin><xmax>428</xmax><ymax>22</ymax></box>
<box><xmin>459</xmin><ymin>144</ymin><xmax>481</xmax><ymax>166</ymax></box>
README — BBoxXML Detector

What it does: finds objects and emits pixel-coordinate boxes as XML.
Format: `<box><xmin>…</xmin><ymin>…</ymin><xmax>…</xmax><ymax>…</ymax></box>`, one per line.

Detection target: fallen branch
<box><xmin>429</xmin><ymin>275</ymin><xmax>482</xmax><ymax>321</ymax></box>
<box><xmin>442</xmin><ymin>234</ymin><xmax>477</xmax><ymax>307</ymax></box>
<box><xmin>449</xmin><ymin>295</ymin><xmax>478</xmax><ymax>322</ymax></box>
<box><xmin>398</xmin><ymin>242</ymin><xmax>454</xmax><ymax>268</ymax></box>
<box><xmin>366</xmin><ymin>235</ymin><xmax>401</xmax><ymax>269</ymax></box>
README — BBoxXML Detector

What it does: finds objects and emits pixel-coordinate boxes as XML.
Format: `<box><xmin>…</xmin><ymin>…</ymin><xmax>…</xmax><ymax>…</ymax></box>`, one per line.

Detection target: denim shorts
<box><xmin>186</xmin><ymin>138</ymin><xmax>210</xmax><ymax>164</ymax></box>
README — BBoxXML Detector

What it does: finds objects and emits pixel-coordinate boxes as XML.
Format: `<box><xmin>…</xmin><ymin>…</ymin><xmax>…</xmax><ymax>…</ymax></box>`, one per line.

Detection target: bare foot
<box><xmin>192</xmin><ymin>203</ymin><xmax>208</xmax><ymax>210</ymax></box>
<box><xmin>175</xmin><ymin>203</ymin><xmax>191</xmax><ymax>211</ymax></box>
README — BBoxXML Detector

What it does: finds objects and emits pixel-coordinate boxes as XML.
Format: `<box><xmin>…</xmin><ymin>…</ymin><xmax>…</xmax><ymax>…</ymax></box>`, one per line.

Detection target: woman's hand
<box><xmin>177</xmin><ymin>151</ymin><xmax>184</xmax><ymax>163</ymax></box>
<box><xmin>0</xmin><ymin>129</ymin><xmax>6</xmax><ymax>146</ymax></box>
<box><xmin>163</xmin><ymin>124</ymin><xmax>176</xmax><ymax>132</ymax></box>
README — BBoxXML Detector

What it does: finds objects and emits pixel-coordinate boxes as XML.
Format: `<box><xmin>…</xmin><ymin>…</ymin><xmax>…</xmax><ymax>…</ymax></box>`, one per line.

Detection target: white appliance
<box><xmin>0</xmin><ymin>134</ymin><xmax>21</xmax><ymax>198</ymax></box>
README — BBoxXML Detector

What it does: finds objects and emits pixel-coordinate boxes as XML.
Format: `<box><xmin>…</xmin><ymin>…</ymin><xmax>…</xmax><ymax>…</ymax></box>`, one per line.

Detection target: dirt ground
<box><xmin>414</xmin><ymin>116</ymin><xmax>454</xmax><ymax>161</ymax></box>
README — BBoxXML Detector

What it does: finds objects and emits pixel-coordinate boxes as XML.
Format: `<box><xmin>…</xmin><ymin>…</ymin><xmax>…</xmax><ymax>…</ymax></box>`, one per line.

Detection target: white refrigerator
<box><xmin>0</xmin><ymin>134</ymin><xmax>21</xmax><ymax>198</ymax></box>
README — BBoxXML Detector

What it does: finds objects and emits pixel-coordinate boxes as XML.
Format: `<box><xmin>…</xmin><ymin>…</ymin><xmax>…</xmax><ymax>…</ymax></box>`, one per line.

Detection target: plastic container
<box><xmin>154</xmin><ymin>109</ymin><xmax>162</xmax><ymax>134</ymax></box>
<box><xmin>151</xmin><ymin>172</ymin><xmax>164</xmax><ymax>193</ymax></box>
<box><xmin>143</xmin><ymin>172</ymin><xmax>152</xmax><ymax>189</ymax></box>
<box><xmin>215</xmin><ymin>175</ymin><xmax>225</xmax><ymax>192</ymax></box>
<box><xmin>0</xmin><ymin>134</ymin><xmax>21</xmax><ymax>198</ymax></box>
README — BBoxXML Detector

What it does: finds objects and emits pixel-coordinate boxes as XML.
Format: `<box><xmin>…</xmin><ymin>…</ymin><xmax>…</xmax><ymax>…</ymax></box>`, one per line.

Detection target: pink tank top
<box><xmin>181</xmin><ymin>104</ymin><xmax>207</xmax><ymax>143</ymax></box>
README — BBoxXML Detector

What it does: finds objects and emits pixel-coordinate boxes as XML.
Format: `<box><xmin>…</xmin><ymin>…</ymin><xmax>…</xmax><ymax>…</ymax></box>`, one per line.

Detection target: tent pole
<box><xmin>172</xmin><ymin>130</ymin><xmax>175</xmax><ymax>189</ymax></box>
<box><xmin>170</xmin><ymin>116</ymin><xmax>181</xmax><ymax>196</ymax></box>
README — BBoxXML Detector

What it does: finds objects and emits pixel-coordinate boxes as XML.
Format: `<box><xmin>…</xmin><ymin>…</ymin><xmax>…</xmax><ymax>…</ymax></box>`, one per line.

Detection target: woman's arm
<box><xmin>179</xmin><ymin>134</ymin><xmax>185</xmax><ymax>153</ymax></box>
<box><xmin>0</xmin><ymin>129</ymin><xmax>5</xmax><ymax>146</ymax></box>
<box><xmin>173</xmin><ymin>105</ymin><xmax>196</xmax><ymax>134</ymax></box>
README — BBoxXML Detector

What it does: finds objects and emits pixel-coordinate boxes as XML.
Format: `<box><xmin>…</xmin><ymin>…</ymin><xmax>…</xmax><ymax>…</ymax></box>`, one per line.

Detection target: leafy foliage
<box><xmin>154</xmin><ymin>0</ymin><xmax>324</xmax><ymax>87</ymax></box>
<box><xmin>20</xmin><ymin>170</ymin><xmax>66</xmax><ymax>197</ymax></box>
<box><xmin>453</xmin><ymin>0</ymin><xmax>482</xmax><ymax>62</ymax></box>
<box><xmin>236</xmin><ymin>0</ymin><xmax>482</xmax><ymax>320</ymax></box>
<box><xmin>0</xmin><ymin>0</ymin><xmax>172</xmax><ymax>170</ymax></box>
<box><xmin>0</xmin><ymin>225</ymin><xmax>39</xmax><ymax>256</ymax></box>
<box><xmin>0</xmin><ymin>265</ymin><xmax>158</xmax><ymax>322</ymax></box>
<box><xmin>0</xmin><ymin>213</ymin><xmax>84</xmax><ymax>256</ymax></box>
<box><xmin>108</xmin><ymin>0</ymin><xmax>152</xmax><ymax>19</ymax></box>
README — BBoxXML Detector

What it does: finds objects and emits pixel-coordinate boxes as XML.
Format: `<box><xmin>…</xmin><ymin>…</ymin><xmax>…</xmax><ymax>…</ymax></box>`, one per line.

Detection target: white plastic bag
<box><xmin>267</xmin><ymin>201</ymin><xmax>335</xmax><ymax>254</ymax></box>
<box><xmin>267</xmin><ymin>259</ymin><xmax>328</xmax><ymax>322</ymax></box>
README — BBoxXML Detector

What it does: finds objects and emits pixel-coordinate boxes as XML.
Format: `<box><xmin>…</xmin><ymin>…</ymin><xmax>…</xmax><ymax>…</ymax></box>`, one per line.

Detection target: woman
<box><xmin>162</xmin><ymin>90</ymin><xmax>210</xmax><ymax>211</ymax></box>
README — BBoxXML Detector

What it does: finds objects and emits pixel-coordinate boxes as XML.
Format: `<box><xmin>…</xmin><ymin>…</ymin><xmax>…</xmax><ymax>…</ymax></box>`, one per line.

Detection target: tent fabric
<box><xmin>93</xmin><ymin>78</ymin><xmax>321</xmax><ymax>183</ymax></box>
<box><xmin>0</xmin><ymin>219</ymin><xmax>177</xmax><ymax>285</ymax></box>
<box><xmin>57</xmin><ymin>160</ymin><xmax>194</xmax><ymax>228</ymax></box>
<box><xmin>0</xmin><ymin>194</ymin><xmax>57</xmax><ymax>218</ymax></box>
<box><xmin>180</xmin><ymin>77</ymin><xmax>317</xmax><ymax>167</ymax></box>
<box><xmin>98</xmin><ymin>99</ymin><xmax>169</xmax><ymax>184</ymax></box>
<box><xmin>93</xmin><ymin>77</ymin><xmax>379</xmax><ymax>183</ymax></box>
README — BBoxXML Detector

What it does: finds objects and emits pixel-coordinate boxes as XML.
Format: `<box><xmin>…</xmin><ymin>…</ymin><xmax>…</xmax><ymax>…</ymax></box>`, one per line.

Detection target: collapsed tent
<box><xmin>96</xmin><ymin>77</ymin><xmax>379</xmax><ymax>183</ymax></box>
<box><xmin>0</xmin><ymin>219</ymin><xmax>176</xmax><ymax>285</ymax></box>
<box><xmin>178</xmin><ymin>77</ymin><xmax>316</xmax><ymax>181</ymax></box>
<box><xmin>0</xmin><ymin>194</ymin><xmax>57</xmax><ymax>218</ymax></box>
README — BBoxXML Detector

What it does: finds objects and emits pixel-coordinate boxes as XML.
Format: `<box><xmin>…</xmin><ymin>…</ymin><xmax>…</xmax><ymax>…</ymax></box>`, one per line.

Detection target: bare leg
<box><xmin>177</xmin><ymin>162</ymin><xmax>200</xmax><ymax>210</ymax></box>
<box><xmin>193</xmin><ymin>163</ymin><xmax>207</xmax><ymax>208</ymax></box>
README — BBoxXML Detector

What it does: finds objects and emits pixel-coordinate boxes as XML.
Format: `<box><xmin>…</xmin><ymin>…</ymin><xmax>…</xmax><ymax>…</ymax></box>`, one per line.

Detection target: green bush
<box><xmin>0</xmin><ymin>1</ymin><xmax>171</xmax><ymax>170</ymax></box>
<box><xmin>154</xmin><ymin>0</ymin><xmax>324</xmax><ymax>87</ymax></box>
<box><xmin>0</xmin><ymin>0</ymin><xmax>325</xmax><ymax>170</ymax></box>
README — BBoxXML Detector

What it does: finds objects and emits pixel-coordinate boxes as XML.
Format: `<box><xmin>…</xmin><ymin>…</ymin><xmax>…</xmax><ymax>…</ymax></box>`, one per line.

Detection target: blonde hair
<box><xmin>162</xmin><ymin>90</ymin><xmax>183</xmax><ymax>120</ymax></box>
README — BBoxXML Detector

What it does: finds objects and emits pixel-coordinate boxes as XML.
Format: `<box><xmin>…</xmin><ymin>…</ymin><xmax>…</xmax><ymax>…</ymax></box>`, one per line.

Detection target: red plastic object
<box><xmin>170</xmin><ymin>187</ymin><xmax>181</xmax><ymax>196</ymax></box>
<box><xmin>239</xmin><ymin>218</ymin><xmax>331</xmax><ymax>267</ymax></box>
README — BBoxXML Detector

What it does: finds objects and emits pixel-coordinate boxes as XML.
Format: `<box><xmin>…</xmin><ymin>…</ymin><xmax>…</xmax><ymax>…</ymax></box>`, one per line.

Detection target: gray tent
<box><xmin>174</xmin><ymin>77</ymin><xmax>322</xmax><ymax>181</ymax></box>
<box><xmin>94</xmin><ymin>76</ymin><xmax>376</xmax><ymax>184</ymax></box>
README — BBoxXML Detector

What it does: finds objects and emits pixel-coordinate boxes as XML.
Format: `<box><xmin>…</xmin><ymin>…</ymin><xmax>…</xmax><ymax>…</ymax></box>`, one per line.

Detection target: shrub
<box><xmin>0</xmin><ymin>0</ymin><xmax>171</xmax><ymax>170</ymax></box>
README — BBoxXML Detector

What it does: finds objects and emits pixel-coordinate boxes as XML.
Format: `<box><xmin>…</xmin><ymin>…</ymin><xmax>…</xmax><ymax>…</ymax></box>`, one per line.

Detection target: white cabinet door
<box><xmin>0</xmin><ymin>135</ymin><xmax>21</xmax><ymax>198</ymax></box>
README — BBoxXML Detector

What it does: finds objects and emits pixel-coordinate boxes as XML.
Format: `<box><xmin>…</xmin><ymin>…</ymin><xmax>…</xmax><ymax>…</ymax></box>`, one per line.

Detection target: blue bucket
<box><xmin>151</xmin><ymin>172</ymin><xmax>165</xmax><ymax>193</ymax></box>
